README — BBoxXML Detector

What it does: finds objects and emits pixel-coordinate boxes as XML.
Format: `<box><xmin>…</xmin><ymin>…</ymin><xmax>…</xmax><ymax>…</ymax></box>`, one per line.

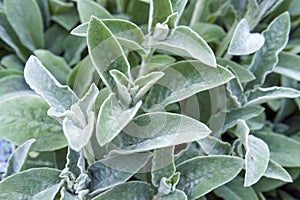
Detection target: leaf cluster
<box><xmin>0</xmin><ymin>0</ymin><xmax>300</xmax><ymax>199</ymax></box>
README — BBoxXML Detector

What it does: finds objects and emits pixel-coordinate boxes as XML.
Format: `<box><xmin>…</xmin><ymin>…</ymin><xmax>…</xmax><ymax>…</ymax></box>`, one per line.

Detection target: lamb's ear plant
<box><xmin>1</xmin><ymin>0</ymin><xmax>300</xmax><ymax>199</ymax></box>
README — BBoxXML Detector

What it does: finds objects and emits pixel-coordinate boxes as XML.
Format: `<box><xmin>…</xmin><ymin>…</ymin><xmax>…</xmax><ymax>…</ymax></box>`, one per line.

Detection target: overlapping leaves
<box><xmin>0</xmin><ymin>0</ymin><xmax>299</xmax><ymax>200</ymax></box>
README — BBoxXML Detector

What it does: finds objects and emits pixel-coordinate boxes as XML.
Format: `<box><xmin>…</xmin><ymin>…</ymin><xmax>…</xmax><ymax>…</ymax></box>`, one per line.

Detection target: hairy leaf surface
<box><xmin>177</xmin><ymin>156</ymin><xmax>244</xmax><ymax>199</ymax></box>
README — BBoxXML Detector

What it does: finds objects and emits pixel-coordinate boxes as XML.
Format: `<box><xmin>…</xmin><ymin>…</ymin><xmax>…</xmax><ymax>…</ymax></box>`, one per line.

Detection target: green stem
<box><xmin>127</xmin><ymin>61</ymin><xmax>134</xmax><ymax>83</ymax></box>
<box><xmin>116</xmin><ymin>0</ymin><xmax>126</xmax><ymax>13</ymax></box>
<box><xmin>189</xmin><ymin>0</ymin><xmax>206</xmax><ymax>27</ymax></box>
<box><xmin>223</xmin><ymin>53</ymin><xmax>233</xmax><ymax>60</ymax></box>
<box><xmin>53</xmin><ymin>151</ymin><xmax>58</xmax><ymax>169</ymax></box>
<box><xmin>139</xmin><ymin>48</ymin><xmax>155</xmax><ymax>77</ymax></box>
<box><xmin>215</xmin><ymin>20</ymin><xmax>237</xmax><ymax>58</ymax></box>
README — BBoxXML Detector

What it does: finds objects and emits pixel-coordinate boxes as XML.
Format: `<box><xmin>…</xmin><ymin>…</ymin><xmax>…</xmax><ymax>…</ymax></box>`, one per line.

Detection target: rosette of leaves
<box><xmin>1</xmin><ymin>0</ymin><xmax>300</xmax><ymax>199</ymax></box>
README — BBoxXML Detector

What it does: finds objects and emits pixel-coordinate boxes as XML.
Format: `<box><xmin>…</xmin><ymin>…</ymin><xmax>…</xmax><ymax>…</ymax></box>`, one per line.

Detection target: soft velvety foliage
<box><xmin>0</xmin><ymin>94</ymin><xmax>67</xmax><ymax>151</ymax></box>
<box><xmin>92</xmin><ymin>181</ymin><xmax>155</xmax><ymax>200</ymax></box>
<box><xmin>214</xmin><ymin>176</ymin><xmax>259</xmax><ymax>200</ymax></box>
<box><xmin>2</xmin><ymin>139</ymin><xmax>35</xmax><ymax>178</ymax></box>
<box><xmin>0</xmin><ymin>0</ymin><xmax>299</xmax><ymax>199</ymax></box>
<box><xmin>177</xmin><ymin>156</ymin><xmax>244</xmax><ymax>199</ymax></box>
<box><xmin>0</xmin><ymin>168</ymin><xmax>62</xmax><ymax>199</ymax></box>
<box><xmin>228</xmin><ymin>18</ymin><xmax>264</xmax><ymax>55</ymax></box>
<box><xmin>4</xmin><ymin>0</ymin><xmax>44</xmax><ymax>51</ymax></box>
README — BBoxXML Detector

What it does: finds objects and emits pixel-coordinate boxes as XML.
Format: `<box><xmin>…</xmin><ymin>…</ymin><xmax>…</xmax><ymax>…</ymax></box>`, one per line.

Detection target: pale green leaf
<box><xmin>49</xmin><ymin>0</ymin><xmax>79</xmax><ymax>31</ymax></box>
<box><xmin>88</xmin><ymin>153</ymin><xmax>151</xmax><ymax>195</ymax></box>
<box><xmin>87</xmin><ymin>16</ymin><xmax>130</xmax><ymax>90</ymax></box>
<box><xmin>0</xmin><ymin>11</ymin><xmax>30</xmax><ymax>62</ymax></box>
<box><xmin>231</xmin><ymin>139</ymin><xmax>244</xmax><ymax>158</ymax></box>
<box><xmin>177</xmin><ymin>156</ymin><xmax>244</xmax><ymax>199</ymax></box>
<box><xmin>226</xmin><ymin>80</ymin><xmax>243</xmax><ymax>108</ymax></box>
<box><xmin>245</xmin><ymin>86</ymin><xmax>300</xmax><ymax>106</ymax></box>
<box><xmin>149</xmin><ymin>54</ymin><xmax>176</xmax><ymax>71</ymax></box>
<box><xmin>170</xmin><ymin>0</ymin><xmax>188</xmax><ymax>24</ymax></box>
<box><xmin>149</xmin><ymin>0</ymin><xmax>173</xmax><ymax>32</ymax></box>
<box><xmin>0</xmin><ymin>75</ymin><xmax>29</xmax><ymax>96</ymax></box>
<box><xmin>245</xmin><ymin>0</ymin><xmax>285</xmax><ymax>30</ymax></box>
<box><xmin>61</xmin><ymin>176</ymin><xmax>89</xmax><ymax>198</ymax></box>
<box><xmin>148</xmin><ymin>26</ymin><xmax>216</xmax><ymax>67</ymax></box>
<box><xmin>232</xmin><ymin>120</ymin><xmax>249</xmax><ymax>147</ymax></box>
<box><xmin>144</xmin><ymin>61</ymin><xmax>234</xmax><ymax>111</ymax></box>
<box><xmin>44</xmin><ymin>24</ymin><xmax>68</xmax><ymax>55</ymax></box>
<box><xmin>0</xmin><ymin>69</ymin><xmax>23</xmax><ymax>78</ymax></box>
<box><xmin>2</xmin><ymin>139</ymin><xmax>35</xmax><ymax>179</ymax></box>
<box><xmin>4</xmin><ymin>0</ymin><xmax>44</xmax><ymax>51</ymax></box>
<box><xmin>231</xmin><ymin>0</ymin><xmax>247</xmax><ymax>20</ymax></box>
<box><xmin>92</xmin><ymin>181</ymin><xmax>155</xmax><ymax>200</ymax></box>
<box><xmin>157</xmin><ymin>189</ymin><xmax>187</xmax><ymax>200</ymax></box>
<box><xmin>214</xmin><ymin>176</ymin><xmax>259</xmax><ymax>200</ymax></box>
<box><xmin>110</xmin><ymin>112</ymin><xmax>211</xmax><ymax>154</ymax></box>
<box><xmin>244</xmin><ymin>135</ymin><xmax>269</xmax><ymax>187</ymax></box>
<box><xmin>32</xmin><ymin>183</ymin><xmax>63</xmax><ymax>200</ymax></box>
<box><xmin>247</xmin><ymin>12</ymin><xmax>290</xmax><ymax>88</ymax></box>
<box><xmin>96</xmin><ymin>94</ymin><xmax>142</xmax><ymax>146</ymax></box>
<box><xmin>59</xmin><ymin>187</ymin><xmax>80</xmax><ymax>200</ymax></box>
<box><xmin>24</xmin><ymin>56</ymin><xmax>78</xmax><ymax>114</ymax></box>
<box><xmin>217</xmin><ymin>58</ymin><xmax>255</xmax><ymax>83</ymax></box>
<box><xmin>253</xmin><ymin>177</ymin><xmax>286</xmax><ymax>192</ymax></box>
<box><xmin>55</xmin><ymin>11</ymin><xmax>79</xmax><ymax>32</ymax></box>
<box><xmin>263</xmin><ymin>160</ymin><xmax>292</xmax><ymax>182</ymax></box>
<box><xmin>77</xmin><ymin>0</ymin><xmax>112</xmax><ymax>23</ymax></box>
<box><xmin>110</xmin><ymin>69</ymin><xmax>132</xmax><ymax>108</ymax></box>
<box><xmin>98</xmin><ymin>19</ymin><xmax>144</xmax><ymax>45</ymax></box>
<box><xmin>151</xmin><ymin>146</ymin><xmax>175</xmax><ymax>187</ymax></box>
<box><xmin>267</xmin><ymin>99</ymin><xmax>281</xmax><ymax>112</ymax></box>
<box><xmin>191</xmin><ymin>22</ymin><xmax>225</xmax><ymax>43</ymax></box>
<box><xmin>0</xmin><ymin>89</ymin><xmax>22</xmax><ymax>100</ymax></box>
<box><xmin>60</xmin><ymin>149</ymin><xmax>89</xmax><ymax>196</ymax></box>
<box><xmin>1</xmin><ymin>54</ymin><xmax>23</xmax><ymax>71</ymax></box>
<box><xmin>255</xmin><ymin>132</ymin><xmax>300</xmax><ymax>167</ymax></box>
<box><xmin>197</xmin><ymin>136</ymin><xmax>231</xmax><ymax>155</ymax></box>
<box><xmin>64</xmin><ymin>148</ymin><xmax>85</xmax><ymax>178</ymax></box>
<box><xmin>222</xmin><ymin>106</ymin><xmax>264</xmax><ymax>131</ymax></box>
<box><xmin>274</xmin><ymin>52</ymin><xmax>300</xmax><ymax>81</ymax></box>
<box><xmin>61</xmin><ymin>84</ymin><xmax>98</xmax><ymax>151</ymax></box>
<box><xmin>257</xmin><ymin>0</ymin><xmax>285</xmax><ymax>20</ymax></box>
<box><xmin>62</xmin><ymin>114</ymin><xmax>95</xmax><ymax>152</ymax></box>
<box><xmin>63</xmin><ymin>35</ymin><xmax>86</xmax><ymax>66</ymax></box>
<box><xmin>291</xmin><ymin>131</ymin><xmax>300</xmax><ymax>142</ymax></box>
<box><xmin>132</xmin><ymin>55</ymin><xmax>175</xmax><ymax>77</ymax></box>
<box><xmin>77</xmin><ymin>83</ymin><xmax>99</xmax><ymax>117</ymax></box>
<box><xmin>0</xmin><ymin>94</ymin><xmax>67</xmax><ymax>151</ymax></box>
<box><xmin>133</xmin><ymin>71</ymin><xmax>164</xmax><ymax>103</ymax></box>
<box><xmin>49</xmin><ymin>0</ymin><xmax>72</xmax><ymax>14</ymax></box>
<box><xmin>34</xmin><ymin>49</ymin><xmax>71</xmax><ymax>85</ymax></box>
<box><xmin>130</xmin><ymin>0</ymin><xmax>150</xmax><ymax>14</ymax></box>
<box><xmin>0</xmin><ymin>168</ymin><xmax>62</xmax><ymax>199</ymax></box>
<box><xmin>72</xmin><ymin>19</ymin><xmax>144</xmax><ymax>45</ymax></box>
<box><xmin>286</xmin><ymin>39</ymin><xmax>300</xmax><ymax>54</ymax></box>
<box><xmin>94</xmin><ymin>87</ymin><xmax>110</xmax><ymax>116</ymax></box>
<box><xmin>68</xmin><ymin>55</ymin><xmax>95</xmax><ymax>97</ymax></box>
<box><xmin>87</xmin><ymin>28</ymin><xmax>145</xmax><ymax>55</ymax></box>
<box><xmin>71</xmin><ymin>22</ymin><xmax>88</xmax><ymax>37</ymax></box>
<box><xmin>289</xmin><ymin>0</ymin><xmax>300</xmax><ymax>15</ymax></box>
<box><xmin>115</xmin><ymin>37</ymin><xmax>147</xmax><ymax>55</ymax></box>
<box><xmin>174</xmin><ymin>142</ymin><xmax>199</xmax><ymax>166</ymax></box>
<box><xmin>22</xmin><ymin>151</ymin><xmax>57</xmax><ymax>170</ymax></box>
<box><xmin>152</xmin><ymin>13</ymin><xmax>177</xmax><ymax>37</ymax></box>
<box><xmin>228</xmin><ymin>18</ymin><xmax>264</xmax><ymax>55</ymax></box>
<box><xmin>157</xmin><ymin>172</ymin><xmax>180</xmax><ymax>195</ymax></box>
